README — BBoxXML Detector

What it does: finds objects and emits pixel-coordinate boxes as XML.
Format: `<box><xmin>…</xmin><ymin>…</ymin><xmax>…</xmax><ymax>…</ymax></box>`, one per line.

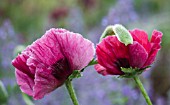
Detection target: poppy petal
<box><xmin>55</xmin><ymin>31</ymin><xmax>95</xmax><ymax>71</ymax></box>
<box><xmin>96</xmin><ymin>36</ymin><xmax>127</xmax><ymax>75</ymax></box>
<box><xmin>33</xmin><ymin>67</ymin><xmax>63</xmax><ymax>100</ymax></box>
<box><xmin>129</xmin><ymin>41</ymin><xmax>148</xmax><ymax>68</ymax></box>
<box><xmin>95</xmin><ymin>64</ymin><xmax>123</xmax><ymax>76</ymax></box>
<box><xmin>130</xmin><ymin>29</ymin><xmax>151</xmax><ymax>53</ymax></box>
<box><xmin>30</xmin><ymin>29</ymin><xmax>65</xmax><ymax>67</ymax></box>
<box><xmin>143</xmin><ymin>30</ymin><xmax>163</xmax><ymax>67</ymax></box>
<box><xmin>15</xmin><ymin>70</ymin><xmax>34</xmax><ymax>96</ymax></box>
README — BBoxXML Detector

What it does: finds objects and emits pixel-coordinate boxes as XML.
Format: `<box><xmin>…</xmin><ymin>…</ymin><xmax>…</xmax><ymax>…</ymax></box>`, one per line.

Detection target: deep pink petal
<box><xmin>129</xmin><ymin>29</ymin><xmax>151</xmax><ymax>53</ymax></box>
<box><xmin>105</xmin><ymin>36</ymin><xmax>129</xmax><ymax>59</ymax></box>
<box><xmin>151</xmin><ymin>30</ymin><xmax>163</xmax><ymax>43</ymax></box>
<box><xmin>96</xmin><ymin>36</ymin><xmax>127</xmax><ymax>75</ymax></box>
<box><xmin>94</xmin><ymin>64</ymin><xmax>122</xmax><ymax>76</ymax></box>
<box><xmin>15</xmin><ymin>70</ymin><xmax>34</xmax><ymax>96</ymax></box>
<box><xmin>143</xmin><ymin>30</ymin><xmax>163</xmax><ymax>67</ymax></box>
<box><xmin>55</xmin><ymin>31</ymin><xmax>95</xmax><ymax>70</ymax></box>
<box><xmin>33</xmin><ymin>67</ymin><xmax>63</xmax><ymax>100</ymax></box>
<box><xmin>129</xmin><ymin>41</ymin><xmax>148</xmax><ymax>68</ymax></box>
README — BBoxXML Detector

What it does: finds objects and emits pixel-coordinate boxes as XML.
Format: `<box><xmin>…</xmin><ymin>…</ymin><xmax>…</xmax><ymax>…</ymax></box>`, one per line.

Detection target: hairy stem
<box><xmin>65</xmin><ymin>79</ymin><xmax>79</xmax><ymax>105</ymax></box>
<box><xmin>133</xmin><ymin>76</ymin><xmax>152</xmax><ymax>105</ymax></box>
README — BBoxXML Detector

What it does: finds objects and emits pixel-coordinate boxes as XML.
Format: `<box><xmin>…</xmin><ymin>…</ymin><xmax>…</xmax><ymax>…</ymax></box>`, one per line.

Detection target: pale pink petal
<box><xmin>12</xmin><ymin>51</ymin><xmax>35</xmax><ymax>96</ymax></box>
<box><xmin>129</xmin><ymin>41</ymin><xmax>148</xmax><ymax>68</ymax></box>
<box><xmin>12</xmin><ymin>28</ymin><xmax>95</xmax><ymax>100</ymax></box>
<box><xmin>29</xmin><ymin>29</ymin><xmax>65</xmax><ymax>67</ymax></box>
<box><xmin>33</xmin><ymin>67</ymin><xmax>63</xmax><ymax>100</ymax></box>
<box><xmin>55</xmin><ymin>31</ymin><xmax>95</xmax><ymax>70</ymax></box>
<box><xmin>15</xmin><ymin>70</ymin><xmax>34</xmax><ymax>96</ymax></box>
<box><xmin>30</xmin><ymin>40</ymin><xmax>64</xmax><ymax>67</ymax></box>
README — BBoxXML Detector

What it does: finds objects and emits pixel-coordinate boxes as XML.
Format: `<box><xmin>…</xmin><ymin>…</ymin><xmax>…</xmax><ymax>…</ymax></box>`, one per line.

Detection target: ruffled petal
<box><xmin>12</xmin><ymin>51</ymin><xmax>34</xmax><ymax>76</ymax></box>
<box><xmin>129</xmin><ymin>41</ymin><xmax>148</xmax><ymax>68</ymax></box>
<box><xmin>55</xmin><ymin>31</ymin><xmax>95</xmax><ymax>70</ymax></box>
<box><xmin>129</xmin><ymin>29</ymin><xmax>151</xmax><ymax>53</ymax></box>
<box><xmin>12</xmin><ymin>49</ymin><xmax>35</xmax><ymax>96</ymax></box>
<box><xmin>12</xmin><ymin>28</ymin><xmax>95</xmax><ymax>100</ymax></box>
<box><xmin>143</xmin><ymin>30</ymin><xmax>163</xmax><ymax>67</ymax></box>
<box><xmin>150</xmin><ymin>30</ymin><xmax>163</xmax><ymax>48</ymax></box>
<box><xmin>29</xmin><ymin>28</ymin><xmax>94</xmax><ymax>71</ymax></box>
<box><xmin>29</xmin><ymin>29</ymin><xmax>65</xmax><ymax>67</ymax></box>
<box><xmin>33</xmin><ymin>66</ymin><xmax>63</xmax><ymax>100</ymax></box>
<box><xmin>15</xmin><ymin>70</ymin><xmax>34</xmax><ymax>96</ymax></box>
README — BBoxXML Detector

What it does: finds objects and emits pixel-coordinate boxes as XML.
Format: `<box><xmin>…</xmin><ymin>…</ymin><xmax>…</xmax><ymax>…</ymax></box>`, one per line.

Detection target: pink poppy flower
<box><xmin>95</xmin><ymin>29</ymin><xmax>162</xmax><ymax>76</ymax></box>
<box><xmin>12</xmin><ymin>28</ymin><xmax>95</xmax><ymax>100</ymax></box>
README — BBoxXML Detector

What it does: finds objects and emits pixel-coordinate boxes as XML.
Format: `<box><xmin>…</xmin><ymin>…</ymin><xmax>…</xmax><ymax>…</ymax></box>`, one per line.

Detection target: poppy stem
<box><xmin>65</xmin><ymin>79</ymin><xmax>79</xmax><ymax>105</ymax></box>
<box><xmin>133</xmin><ymin>76</ymin><xmax>152</xmax><ymax>105</ymax></box>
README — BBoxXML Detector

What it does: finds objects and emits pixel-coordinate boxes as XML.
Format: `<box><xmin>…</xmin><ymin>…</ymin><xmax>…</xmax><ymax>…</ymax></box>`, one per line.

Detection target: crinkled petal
<box><xmin>12</xmin><ymin>51</ymin><xmax>34</xmax><ymax>77</ymax></box>
<box><xmin>30</xmin><ymin>29</ymin><xmax>65</xmax><ymax>66</ymax></box>
<box><xmin>129</xmin><ymin>41</ymin><xmax>148</xmax><ymax>68</ymax></box>
<box><xmin>29</xmin><ymin>28</ymin><xmax>94</xmax><ymax>71</ymax></box>
<box><xmin>143</xmin><ymin>30</ymin><xmax>163</xmax><ymax>67</ymax></box>
<box><xmin>55</xmin><ymin>31</ymin><xmax>95</xmax><ymax>70</ymax></box>
<box><xmin>12</xmin><ymin>28</ymin><xmax>95</xmax><ymax>100</ymax></box>
<box><xmin>12</xmin><ymin>46</ymin><xmax>35</xmax><ymax>97</ymax></box>
<box><xmin>15</xmin><ymin>70</ymin><xmax>34</xmax><ymax>96</ymax></box>
<box><xmin>33</xmin><ymin>67</ymin><xmax>63</xmax><ymax>100</ymax></box>
<box><xmin>130</xmin><ymin>29</ymin><xmax>151</xmax><ymax>53</ymax></box>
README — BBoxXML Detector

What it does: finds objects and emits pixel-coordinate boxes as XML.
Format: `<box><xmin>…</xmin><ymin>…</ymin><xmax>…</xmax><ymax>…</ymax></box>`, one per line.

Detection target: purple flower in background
<box><xmin>12</xmin><ymin>28</ymin><xmax>95</xmax><ymax>100</ymax></box>
<box><xmin>102</xmin><ymin>0</ymin><xmax>138</xmax><ymax>26</ymax></box>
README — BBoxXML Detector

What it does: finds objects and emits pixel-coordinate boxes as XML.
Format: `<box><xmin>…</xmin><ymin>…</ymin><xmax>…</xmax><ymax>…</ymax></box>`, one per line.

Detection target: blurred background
<box><xmin>0</xmin><ymin>0</ymin><xmax>170</xmax><ymax>105</ymax></box>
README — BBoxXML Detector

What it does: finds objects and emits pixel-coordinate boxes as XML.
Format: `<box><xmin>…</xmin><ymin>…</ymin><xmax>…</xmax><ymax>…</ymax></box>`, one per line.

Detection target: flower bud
<box><xmin>112</xmin><ymin>24</ymin><xmax>133</xmax><ymax>46</ymax></box>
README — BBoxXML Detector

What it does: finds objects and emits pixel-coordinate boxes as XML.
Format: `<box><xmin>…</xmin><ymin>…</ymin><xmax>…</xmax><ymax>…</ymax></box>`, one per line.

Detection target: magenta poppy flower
<box><xmin>12</xmin><ymin>28</ymin><xmax>95</xmax><ymax>100</ymax></box>
<box><xmin>95</xmin><ymin>29</ymin><xmax>162</xmax><ymax>76</ymax></box>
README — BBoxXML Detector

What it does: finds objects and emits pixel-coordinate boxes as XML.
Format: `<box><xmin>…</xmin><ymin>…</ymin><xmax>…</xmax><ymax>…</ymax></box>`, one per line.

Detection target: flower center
<box><xmin>50</xmin><ymin>58</ymin><xmax>72</xmax><ymax>80</ymax></box>
<box><xmin>116</xmin><ymin>58</ymin><xmax>130</xmax><ymax>68</ymax></box>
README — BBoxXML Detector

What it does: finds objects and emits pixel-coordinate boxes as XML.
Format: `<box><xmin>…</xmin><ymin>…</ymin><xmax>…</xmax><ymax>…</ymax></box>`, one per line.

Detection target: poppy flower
<box><xmin>95</xmin><ymin>29</ymin><xmax>162</xmax><ymax>76</ymax></box>
<box><xmin>12</xmin><ymin>28</ymin><xmax>95</xmax><ymax>100</ymax></box>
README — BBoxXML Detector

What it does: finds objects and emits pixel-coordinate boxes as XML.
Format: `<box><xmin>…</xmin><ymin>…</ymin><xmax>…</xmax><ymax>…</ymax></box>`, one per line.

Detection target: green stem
<box><xmin>65</xmin><ymin>79</ymin><xmax>79</xmax><ymax>105</ymax></box>
<box><xmin>133</xmin><ymin>76</ymin><xmax>152</xmax><ymax>105</ymax></box>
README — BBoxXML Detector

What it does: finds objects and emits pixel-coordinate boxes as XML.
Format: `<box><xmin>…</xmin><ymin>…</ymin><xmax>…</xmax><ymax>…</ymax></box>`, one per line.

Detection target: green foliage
<box><xmin>68</xmin><ymin>70</ymin><xmax>82</xmax><ymax>81</ymax></box>
<box><xmin>119</xmin><ymin>66</ymin><xmax>150</xmax><ymax>78</ymax></box>
<box><xmin>109</xmin><ymin>91</ymin><xmax>128</xmax><ymax>105</ymax></box>
<box><xmin>0</xmin><ymin>80</ymin><xmax>8</xmax><ymax>104</ymax></box>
